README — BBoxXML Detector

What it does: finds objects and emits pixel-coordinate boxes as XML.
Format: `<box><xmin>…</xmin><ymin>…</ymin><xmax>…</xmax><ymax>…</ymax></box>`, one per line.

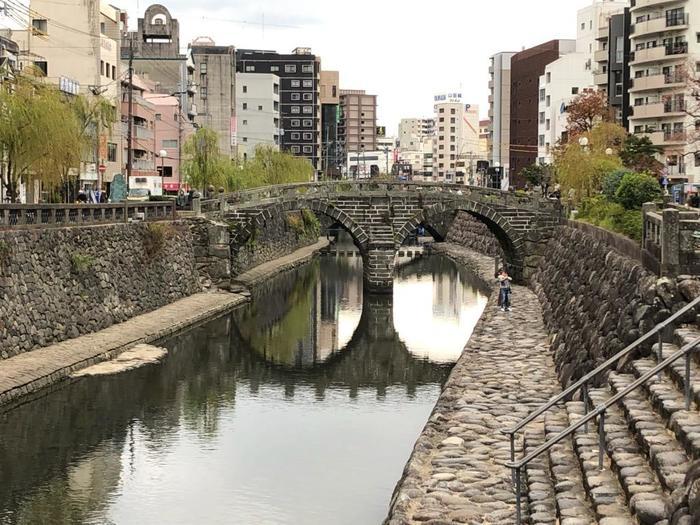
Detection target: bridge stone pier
<box><xmin>202</xmin><ymin>182</ymin><xmax>563</xmax><ymax>293</ymax></box>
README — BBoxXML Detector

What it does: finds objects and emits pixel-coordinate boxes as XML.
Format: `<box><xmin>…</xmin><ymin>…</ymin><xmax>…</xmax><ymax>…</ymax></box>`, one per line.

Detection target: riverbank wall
<box><xmin>0</xmin><ymin>222</ymin><xmax>200</xmax><ymax>360</ymax></box>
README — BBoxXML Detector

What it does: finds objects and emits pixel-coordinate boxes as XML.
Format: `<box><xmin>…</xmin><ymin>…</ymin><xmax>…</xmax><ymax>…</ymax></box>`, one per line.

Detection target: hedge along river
<box><xmin>0</xmin><ymin>253</ymin><xmax>489</xmax><ymax>525</ymax></box>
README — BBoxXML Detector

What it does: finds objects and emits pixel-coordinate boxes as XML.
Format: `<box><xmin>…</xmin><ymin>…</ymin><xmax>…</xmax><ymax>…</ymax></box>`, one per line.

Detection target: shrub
<box><xmin>615</xmin><ymin>172</ymin><xmax>662</xmax><ymax>209</ymax></box>
<box><xmin>143</xmin><ymin>223</ymin><xmax>173</xmax><ymax>259</ymax></box>
<box><xmin>301</xmin><ymin>209</ymin><xmax>320</xmax><ymax>235</ymax></box>
<box><xmin>578</xmin><ymin>196</ymin><xmax>643</xmax><ymax>241</ymax></box>
<box><xmin>286</xmin><ymin>213</ymin><xmax>306</xmax><ymax>235</ymax></box>
<box><xmin>70</xmin><ymin>252</ymin><xmax>95</xmax><ymax>273</ymax></box>
<box><xmin>601</xmin><ymin>169</ymin><xmax>630</xmax><ymax>201</ymax></box>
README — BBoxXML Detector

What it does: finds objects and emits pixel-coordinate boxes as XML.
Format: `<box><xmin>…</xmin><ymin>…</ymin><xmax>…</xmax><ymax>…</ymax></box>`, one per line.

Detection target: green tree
<box><xmin>224</xmin><ymin>145</ymin><xmax>313</xmax><ymax>191</ymax></box>
<box><xmin>520</xmin><ymin>164</ymin><xmax>546</xmax><ymax>187</ymax></box>
<box><xmin>619</xmin><ymin>134</ymin><xmax>664</xmax><ymax>176</ymax></box>
<box><xmin>182</xmin><ymin>127</ymin><xmax>226</xmax><ymax>193</ymax></box>
<box><xmin>601</xmin><ymin>169</ymin><xmax>631</xmax><ymax>200</ymax></box>
<box><xmin>615</xmin><ymin>172</ymin><xmax>662</xmax><ymax>209</ymax></box>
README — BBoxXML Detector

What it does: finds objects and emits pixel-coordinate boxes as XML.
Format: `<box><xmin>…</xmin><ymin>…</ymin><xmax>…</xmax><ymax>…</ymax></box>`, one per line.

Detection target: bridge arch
<box><xmin>395</xmin><ymin>201</ymin><xmax>526</xmax><ymax>281</ymax></box>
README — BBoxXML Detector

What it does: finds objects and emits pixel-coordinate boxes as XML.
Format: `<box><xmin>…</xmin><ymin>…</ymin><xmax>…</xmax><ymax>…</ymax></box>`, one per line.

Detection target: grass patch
<box><xmin>143</xmin><ymin>223</ymin><xmax>173</xmax><ymax>259</ymax></box>
<box><xmin>577</xmin><ymin>196</ymin><xmax>643</xmax><ymax>242</ymax></box>
<box><xmin>70</xmin><ymin>252</ymin><xmax>95</xmax><ymax>274</ymax></box>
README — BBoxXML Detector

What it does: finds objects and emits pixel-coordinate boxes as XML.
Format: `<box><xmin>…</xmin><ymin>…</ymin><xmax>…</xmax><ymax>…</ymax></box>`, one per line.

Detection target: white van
<box><xmin>127</xmin><ymin>176</ymin><xmax>163</xmax><ymax>201</ymax></box>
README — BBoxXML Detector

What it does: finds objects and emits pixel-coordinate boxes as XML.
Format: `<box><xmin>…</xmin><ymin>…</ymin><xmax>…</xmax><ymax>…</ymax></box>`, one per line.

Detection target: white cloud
<box><xmin>125</xmin><ymin>0</ymin><xmax>579</xmax><ymax>134</ymax></box>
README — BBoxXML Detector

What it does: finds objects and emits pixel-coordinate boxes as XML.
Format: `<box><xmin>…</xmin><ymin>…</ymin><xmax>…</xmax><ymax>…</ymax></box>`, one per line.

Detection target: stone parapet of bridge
<box><xmin>202</xmin><ymin>182</ymin><xmax>564</xmax><ymax>293</ymax></box>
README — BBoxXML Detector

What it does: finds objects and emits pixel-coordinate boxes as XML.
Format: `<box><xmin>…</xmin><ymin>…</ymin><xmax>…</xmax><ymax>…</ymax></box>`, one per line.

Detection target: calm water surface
<box><xmin>0</xmin><ymin>254</ymin><xmax>487</xmax><ymax>525</ymax></box>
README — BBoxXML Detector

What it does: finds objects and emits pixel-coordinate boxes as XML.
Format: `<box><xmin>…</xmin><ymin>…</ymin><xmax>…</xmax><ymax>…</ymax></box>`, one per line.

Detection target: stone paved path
<box><xmin>234</xmin><ymin>237</ymin><xmax>330</xmax><ymax>287</ymax></box>
<box><xmin>0</xmin><ymin>292</ymin><xmax>246</xmax><ymax>410</ymax></box>
<box><xmin>386</xmin><ymin>244</ymin><xmax>561</xmax><ymax>525</ymax></box>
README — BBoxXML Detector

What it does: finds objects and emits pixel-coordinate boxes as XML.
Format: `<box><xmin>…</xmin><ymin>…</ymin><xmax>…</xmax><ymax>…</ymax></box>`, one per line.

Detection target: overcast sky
<box><xmin>100</xmin><ymin>1</ymin><xmax>587</xmax><ymax>134</ymax></box>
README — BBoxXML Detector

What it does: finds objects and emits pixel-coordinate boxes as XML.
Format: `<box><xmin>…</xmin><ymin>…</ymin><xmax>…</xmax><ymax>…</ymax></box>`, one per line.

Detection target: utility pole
<box><xmin>126</xmin><ymin>34</ymin><xmax>134</xmax><ymax>188</ymax></box>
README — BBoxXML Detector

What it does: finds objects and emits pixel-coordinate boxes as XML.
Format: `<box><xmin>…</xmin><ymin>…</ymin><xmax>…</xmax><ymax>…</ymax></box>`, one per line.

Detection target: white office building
<box><xmin>236</xmin><ymin>72</ymin><xmax>280</xmax><ymax>161</ymax></box>
<box><xmin>433</xmin><ymin>94</ymin><xmax>480</xmax><ymax>183</ymax></box>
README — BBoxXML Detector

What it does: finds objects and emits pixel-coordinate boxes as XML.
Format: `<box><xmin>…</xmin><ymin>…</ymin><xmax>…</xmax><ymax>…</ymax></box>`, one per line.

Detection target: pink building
<box><xmin>145</xmin><ymin>93</ymin><xmax>194</xmax><ymax>193</ymax></box>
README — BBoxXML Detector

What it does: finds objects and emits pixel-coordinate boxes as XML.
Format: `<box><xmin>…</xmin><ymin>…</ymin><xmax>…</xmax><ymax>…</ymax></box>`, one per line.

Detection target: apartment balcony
<box><xmin>594</xmin><ymin>49</ymin><xmax>609</xmax><ymax>62</ymax></box>
<box><xmin>631</xmin><ymin>0</ymin><xmax>687</xmax><ymax>12</ymax></box>
<box><xmin>596</xmin><ymin>23</ymin><xmax>609</xmax><ymax>41</ymax></box>
<box><xmin>637</xmin><ymin>130</ymin><xmax>687</xmax><ymax>145</ymax></box>
<box><xmin>594</xmin><ymin>71</ymin><xmax>608</xmax><ymax>86</ymax></box>
<box><xmin>121</xmin><ymin>122</ymin><xmax>153</xmax><ymax>140</ymax></box>
<box><xmin>632</xmin><ymin>100</ymin><xmax>686</xmax><ymax>119</ymax></box>
<box><xmin>631</xmin><ymin>13</ymin><xmax>689</xmax><ymax>37</ymax></box>
<box><xmin>488</xmin><ymin>80</ymin><xmax>494</xmax><ymax>90</ymax></box>
<box><xmin>630</xmin><ymin>42</ymin><xmax>688</xmax><ymax>65</ymax></box>
<box><xmin>131</xmin><ymin>159</ymin><xmax>155</xmax><ymax>171</ymax></box>
<box><xmin>630</xmin><ymin>72</ymin><xmax>685</xmax><ymax>92</ymax></box>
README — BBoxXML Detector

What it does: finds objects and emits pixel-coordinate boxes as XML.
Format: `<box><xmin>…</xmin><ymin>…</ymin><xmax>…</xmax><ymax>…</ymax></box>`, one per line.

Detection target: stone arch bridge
<box><xmin>201</xmin><ymin>182</ymin><xmax>563</xmax><ymax>293</ymax></box>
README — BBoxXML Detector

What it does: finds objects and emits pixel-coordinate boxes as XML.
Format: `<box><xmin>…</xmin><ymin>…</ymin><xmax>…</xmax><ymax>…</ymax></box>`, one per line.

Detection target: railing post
<box><xmin>582</xmin><ymin>383</ymin><xmax>589</xmax><ymax>433</ymax></box>
<box><xmin>658</xmin><ymin>331</ymin><xmax>664</xmax><ymax>379</ymax></box>
<box><xmin>515</xmin><ymin>467</ymin><xmax>522</xmax><ymax>525</ymax></box>
<box><xmin>661</xmin><ymin>208</ymin><xmax>680</xmax><ymax>277</ymax></box>
<box><xmin>193</xmin><ymin>198</ymin><xmax>201</xmax><ymax>217</ymax></box>
<box><xmin>509</xmin><ymin>433</ymin><xmax>515</xmax><ymax>485</ymax></box>
<box><xmin>123</xmin><ymin>202</ymin><xmax>129</xmax><ymax>223</ymax></box>
<box><xmin>686</xmin><ymin>350</ymin><xmax>692</xmax><ymax>410</ymax></box>
<box><xmin>598</xmin><ymin>410</ymin><xmax>606</xmax><ymax>470</ymax></box>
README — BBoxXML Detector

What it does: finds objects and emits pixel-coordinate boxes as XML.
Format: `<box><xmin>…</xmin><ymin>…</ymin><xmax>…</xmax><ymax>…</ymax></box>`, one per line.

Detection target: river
<box><xmin>0</xmin><ymin>253</ymin><xmax>488</xmax><ymax>525</ymax></box>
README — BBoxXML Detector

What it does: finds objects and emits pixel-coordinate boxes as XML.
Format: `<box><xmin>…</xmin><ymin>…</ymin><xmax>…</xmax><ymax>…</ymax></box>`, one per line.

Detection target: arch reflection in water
<box><xmin>0</xmin><ymin>254</ymin><xmax>487</xmax><ymax>525</ymax></box>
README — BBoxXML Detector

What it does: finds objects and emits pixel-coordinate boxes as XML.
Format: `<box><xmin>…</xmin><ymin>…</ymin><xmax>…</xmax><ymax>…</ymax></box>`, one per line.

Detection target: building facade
<box><xmin>488</xmin><ymin>52</ymin><xmax>516</xmax><ymax>176</ymax></box>
<box><xmin>236</xmin><ymin>48</ymin><xmax>321</xmax><ymax>175</ymax></box>
<box><xmin>399</xmin><ymin>118</ymin><xmax>435</xmax><ymax>151</ymax></box>
<box><xmin>320</xmin><ymin>70</ymin><xmax>341</xmax><ymax>178</ymax></box>
<box><xmin>236</xmin><ymin>72</ymin><xmax>280</xmax><ymax>161</ymax></box>
<box><xmin>627</xmin><ymin>0</ymin><xmax>698</xmax><ymax>183</ymax></box>
<box><xmin>189</xmin><ymin>38</ymin><xmax>236</xmax><ymax>158</ymax></box>
<box><xmin>122</xmin><ymin>75</ymin><xmax>157</xmax><ymax>182</ymax></box>
<box><xmin>339</xmin><ymin>89</ymin><xmax>378</xmax><ymax>162</ymax></box>
<box><xmin>595</xmin><ymin>8</ymin><xmax>632</xmax><ymax>127</ymax></box>
<box><xmin>510</xmin><ymin>40</ymin><xmax>577</xmax><ymax>186</ymax></box>
<box><xmin>433</xmin><ymin>96</ymin><xmax>480</xmax><ymax>183</ymax></box>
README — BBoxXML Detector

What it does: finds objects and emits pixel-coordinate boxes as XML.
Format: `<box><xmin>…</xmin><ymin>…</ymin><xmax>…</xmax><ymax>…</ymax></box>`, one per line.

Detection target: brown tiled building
<box><xmin>509</xmin><ymin>40</ymin><xmax>575</xmax><ymax>187</ymax></box>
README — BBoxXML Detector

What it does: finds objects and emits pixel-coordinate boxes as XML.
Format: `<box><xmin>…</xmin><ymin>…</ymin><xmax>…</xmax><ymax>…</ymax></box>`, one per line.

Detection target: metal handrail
<box><xmin>502</xmin><ymin>294</ymin><xmax>700</xmax><ymax>442</ymax></box>
<box><xmin>506</xmin><ymin>335</ymin><xmax>700</xmax><ymax>524</ymax></box>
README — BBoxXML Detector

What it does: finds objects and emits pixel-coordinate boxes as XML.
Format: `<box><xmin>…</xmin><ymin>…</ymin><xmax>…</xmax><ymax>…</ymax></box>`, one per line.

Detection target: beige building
<box><xmin>433</xmin><ymin>96</ymin><xmax>480</xmax><ymax>183</ymax></box>
<box><xmin>339</xmin><ymin>89</ymin><xmax>377</xmax><ymax>160</ymax></box>
<box><xmin>26</xmin><ymin>0</ymin><xmax>124</xmax><ymax>191</ymax></box>
<box><xmin>320</xmin><ymin>71</ymin><xmax>341</xmax><ymax>176</ymax></box>
<box><xmin>236</xmin><ymin>72</ymin><xmax>280</xmax><ymax>161</ymax></box>
<box><xmin>488</xmin><ymin>52</ymin><xmax>516</xmax><ymax>174</ymax></box>
<box><xmin>399</xmin><ymin>118</ymin><xmax>435</xmax><ymax>151</ymax></box>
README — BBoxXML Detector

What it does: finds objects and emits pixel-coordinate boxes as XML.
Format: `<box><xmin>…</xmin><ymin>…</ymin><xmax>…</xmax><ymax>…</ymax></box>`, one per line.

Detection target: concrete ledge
<box><xmin>0</xmin><ymin>292</ymin><xmax>247</xmax><ymax>413</ymax></box>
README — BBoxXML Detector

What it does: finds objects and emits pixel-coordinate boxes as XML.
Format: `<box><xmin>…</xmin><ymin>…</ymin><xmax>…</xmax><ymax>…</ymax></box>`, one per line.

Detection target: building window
<box><xmin>539</xmin><ymin>88</ymin><xmax>546</xmax><ymax>102</ymax></box>
<box><xmin>107</xmin><ymin>143</ymin><xmax>117</xmax><ymax>162</ymax></box>
<box><xmin>100</xmin><ymin>60</ymin><xmax>104</xmax><ymax>76</ymax></box>
<box><xmin>34</xmin><ymin>61</ymin><xmax>47</xmax><ymax>75</ymax></box>
<box><xmin>245</xmin><ymin>65</ymin><xmax>255</xmax><ymax>72</ymax></box>
<box><xmin>450</xmin><ymin>117</ymin><xmax>455</xmax><ymax>124</ymax></box>
<box><xmin>539</xmin><ymin>112</ymin><xmax>545</xmax><ymax>124</ymax></box>
<box><xmin>162</xmin><ymin>139</ymin><xmax>178</xmax><ymax>148</ymax></box>
<box><xmin>291</xmin><ymin>146</ymin><xmax>300</xmax><ymax>153</ymax></box>
<box><xmin>271</xmin><ymin>65</ymin><xmax>279</xmax><ymax>72</ymax></box>
<box><xmin>303</xmin><ymin>93</ymin><xmax>312</xmax><ymax>101</ymax></box>
<box><xmin>155</xmin><ymin>113</ymin><xmax>162</xmax><ymax>121</ymax></box>
<box><xmin>546</xmin><ymin>72</ymin><xmax>551</xmax><ymax>83</ymax></box>
<box><xmin>303</xmin><ymin>79</ymin><xmax>313</xmax><ymax>88</ymax></box>
<box><xmin>291</xmin><ymin>119</ymin><xmax>300</xmax><ymax>127</ymax></box>
<box><xmin>571</xmin><ymin>87</ymin><xmax>579</xmax><ymax>95</ymax></box>
<box><xmin>200</xmin><ymin>63</ymin><xmax>207</xmax><ymax>74</ymax></box>
<box><xmin>242</xmin><ymin>137</ymin><xmax>248</xmax><ymax>142</ymax></box>
<box><xmin>258</xmin><ymin>105</ymin><xmax>263</xmax><ymax>111</ymax></box>
<box><xmin>539</xmin><ymin>135</ymin><xmax>545</xmax><ymax>146</ymax></box>
<box><xmin>285</xmin><ymin>64</ymin><xmax>297</xmax><ymax>73</ymax></box>
<box><xmin>439</xmin><ymin>108</ymin><xmax>445</xmax><ymax>113</ymax></box>
<box><xmin>242</xmin><ymin>102</ymin><xmax>247</xmax><ymax>110</ymax></box>
<box><xmin>546</xmin><ymin>95</ymin><xmax>551</xmax><ymax>107</ymax></box>
<box><xmin>303</xmin><ymin>146</ymin><xmax>312</xmax><ymax>153</ymax></box>
<box><xmin>31</xmin><ymin>19</ymin><xmax>48</xmax><ymax>34</ymax></box>
<box><xmin>302</xmin><ymin>64</ymin><xmax>313</xmax><ymax>73</ymax></box>
<box><xmin>242</xmin><ymin>120</ymin><xmax>248</xmax><ymax>125</ymax></box>
<box><xmin>243</xmin><ymin>85</ymin><xmax>248</xmax><ymax>93</ymax></box>
<box><xmin>112</xmin><ymin>65</ymin><xmax>116</xmax><ymax>80</ymax></box>
<box><xmin>274</xmin><ymin>101</ymin><xmax>279</xmax><ymax>111</ymax></box>
<box><xmin>303</xmin><ymin>119</ymin><xmax>312</xmax><ymax>127</ymax></box>
<box><xmin>303</xmin><ymin>132</ymin><xmax>312</xmax><ymax>140</ymax></box>
<box><xmin>274</xmin><ymin>84</ymin><xmax>279</xmax><ymax>94</ymax></box>
<box><xmin>450</xmin><ymin>127</ymin><xmax>455</xmax><ymax>133</ymax></box>
<box><xmin>302</xmin><ymin>106</ymin><xmax>312</xmax><ymax>114</ymax></box>
<box><xmin>291</xmin><ymin>80</ymin><xmax>301</xmax><ymax>88</ymax></box>
<box><xmin>201</xmin><ymin>87</ymin><xmax>208</xmax><ymax>100</ymax></box>
<box><xmin>291</xmin><ymin>93</ymin><xmax>301</xmax><ymax>101</ymax></box>
<box><xmin>291</xmin><ymin>132</ymin><xmax>300</xmax><ymax>140</ymax></box>
<box><xmin>546</xmin><ymin>119</ymin><xmax>551</xmax><ymax>131</ymax></box>
<box><xmin>291</xmin><ymin>106</ymin><xmax>301</xmax><ymax>114</ymax></box>
<box><xmin>332</xmin><ymin>86</ymin><xmax>337</xmax><ymax>97</ymax></box>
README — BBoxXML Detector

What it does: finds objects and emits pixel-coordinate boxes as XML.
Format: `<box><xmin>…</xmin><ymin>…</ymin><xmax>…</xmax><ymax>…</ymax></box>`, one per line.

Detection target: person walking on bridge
<box><xmin>497</xmin><ymin>269</ymin><xmax>512</xmax><ymax>312</ymax></box>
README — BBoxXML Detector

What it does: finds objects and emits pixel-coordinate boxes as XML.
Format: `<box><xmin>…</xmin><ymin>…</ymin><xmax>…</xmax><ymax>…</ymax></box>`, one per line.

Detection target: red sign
<box><xmin>98</xmin><ymin>164</ymin><xmax>107</xmax><ymax>174</ymax></box>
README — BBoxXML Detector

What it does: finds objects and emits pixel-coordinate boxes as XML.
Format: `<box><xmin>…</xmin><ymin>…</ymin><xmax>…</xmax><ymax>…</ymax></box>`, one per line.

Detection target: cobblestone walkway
<box><xmin>0</xmin><ymin>292</ymin><xmax>246</xmax><ymax>410</ymax></box>
<box><xmin>386</xmin><ymin>244</ymin><xmax>561</xmax><ymax>525</ymax></box>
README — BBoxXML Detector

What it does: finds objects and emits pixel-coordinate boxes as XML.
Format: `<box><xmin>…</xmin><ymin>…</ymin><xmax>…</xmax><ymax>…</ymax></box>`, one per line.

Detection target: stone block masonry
<box><xmin>0</xmin><ymin>222</ymin><xmax>201</xmax><ymax>360</ymax></box>
<box><xmin>446</xmin><ymin>211</ymin><xmax>505</xmax><ymax>260</ymax></box>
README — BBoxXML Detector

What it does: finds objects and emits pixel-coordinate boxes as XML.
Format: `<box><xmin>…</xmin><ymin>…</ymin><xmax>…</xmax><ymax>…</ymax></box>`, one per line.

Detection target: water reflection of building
<box><xmin>432</xmin><ymin>262</ymin><xmax>462</xmax><ymax>321</ymax></box>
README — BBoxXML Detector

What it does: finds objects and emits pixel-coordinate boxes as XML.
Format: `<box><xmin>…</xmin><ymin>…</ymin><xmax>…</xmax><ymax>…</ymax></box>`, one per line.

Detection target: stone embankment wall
<box><xmin>531</xmin><ymin>222</ymin><xmax>700</xmax><ymax>387</ymax></box>
<box><xmin>228</xmin><ymin>210</ymin><xmax>320</xmax><ymax>276</ymax></box>
<box><xmin>0</xmin><ymin>223</ymin><xmax>200</xmax><ymax>360</ymax></box>
<box><xmin>445</xmin><ymin>212</ymin><xmax>505</xmax><ymax>260</ymax></box>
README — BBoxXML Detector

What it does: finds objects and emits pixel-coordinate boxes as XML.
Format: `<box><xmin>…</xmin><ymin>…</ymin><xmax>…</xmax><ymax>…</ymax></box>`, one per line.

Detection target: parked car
<box><xmin>126</xmin><ymin>188</ymin><xmax>151</xmax><ymax>202</ymax></box>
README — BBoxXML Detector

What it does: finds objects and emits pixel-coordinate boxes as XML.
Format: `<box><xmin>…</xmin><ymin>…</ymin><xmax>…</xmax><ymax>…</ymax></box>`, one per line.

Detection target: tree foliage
<box><xmin>565</xmin><ymin>89</ymin><xmax>613</xmax><ymax>136</ymax></box>
<box><xmin>614</xmin><ymin>172</ymin><xmax>662</xmax><ymax>209</ymax></box>
<box><xmin>619</xmin><ymin>134</ymin><xmax>664</xmax><ymax>176</ymax></box>
<box><xmin>182</xmin><ymin>127</ymin><xmax>226</xmax><ymax>193</ymax></box>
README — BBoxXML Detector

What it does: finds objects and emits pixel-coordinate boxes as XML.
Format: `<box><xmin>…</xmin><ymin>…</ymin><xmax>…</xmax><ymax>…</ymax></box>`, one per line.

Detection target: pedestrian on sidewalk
<box><xmin>497</xmin><ymin>268</ymin><xmax>512</xmax><ymax>312</ymax></box>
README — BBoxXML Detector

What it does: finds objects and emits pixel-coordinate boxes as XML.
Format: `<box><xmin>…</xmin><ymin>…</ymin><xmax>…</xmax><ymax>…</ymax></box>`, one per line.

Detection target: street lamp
<box><xmin>578</xmin><ymin>136</ymin><xmax>589</xmax><ymax>149</ymax></box>
<box><xmin>158</xmin><ymin>149</ymin><xmax>167</xmax><ymax>178</ymax></box>
<box><xmin>605</xmin><ymin>148</ymin><xmax>614</xmax><ymax>156</ymax></box>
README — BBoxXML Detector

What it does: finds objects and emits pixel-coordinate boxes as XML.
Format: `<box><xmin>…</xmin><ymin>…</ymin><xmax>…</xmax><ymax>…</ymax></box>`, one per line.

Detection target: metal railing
<box><xmin>501</xmin><ymin>295</ymin><xmax>700</xmax><ymax>524</ymax></box>
<box><xmin>0</xmin><ymin>202</ymin><xmax>176</xmax><ymax>229</ymax></box>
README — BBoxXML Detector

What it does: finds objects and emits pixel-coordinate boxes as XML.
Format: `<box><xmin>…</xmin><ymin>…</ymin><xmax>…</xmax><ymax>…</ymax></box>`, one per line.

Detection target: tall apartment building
<box><xmin>628</xmin><ymin>0</ymin><xmax>698</xmax><ymax>183</ymax></box>
<box><xmin>236</xmin><ymin>73</ymin><xmax>280</xmax><ymax>161</ymax></box>
<box><xmin>432</xmin><ymin>95</ymin><xmax>480</xmax><ymax>183</ymax></box>
<box><xmin>122</xmin><ymin>75</ymin><xmax>157</xmax><ymax>182</ymax></box>
<box><xmin>189</xmin><ymin>38</ymin><xmax>236</xmax><ymax>158</ymax></box>
<box><xmin>488</xmin><ymin>52</ymin><xmax>516</xmax><ymax>175</ymax></box>
<box><xmin>236</xmin><ymin>48</ymin><xmax>321</xmax><ymax>174</ymax></box>
<box><xmin>399</xmin><ymin>118</ymin><xmax>435</xmax><ymax>150</ymax></box>
<box><xmin>594</xmin><ymin>7</ymin><xmax>632</xmax><ymax>127</ymax></box>
<box><xmin>510</xmin><ymin>40</ymin><xmax>577</xmax><ymax>185</ymax></box>
<box><xmin>27</xmin><ymin>0</ymin><xmax>123</xmax><ymax>193</ymax></box>
<box><xmin>339</xmin><ymin>89</ymin><xmax>378</xmax><ymax>160</ymax></box>
<box><xmin>320</xmin><ymin>70</ymin><xmax>341</xmax><ymax>177</ymax></box>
